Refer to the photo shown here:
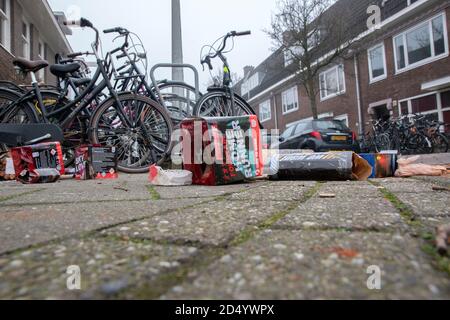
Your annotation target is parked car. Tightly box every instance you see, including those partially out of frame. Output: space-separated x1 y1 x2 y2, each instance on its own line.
261 132 280 149
272 120 360 153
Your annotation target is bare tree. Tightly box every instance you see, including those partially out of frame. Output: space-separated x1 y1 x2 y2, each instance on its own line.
266 0 356 119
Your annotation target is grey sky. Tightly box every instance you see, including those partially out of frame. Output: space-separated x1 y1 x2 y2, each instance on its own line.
48 0 278 89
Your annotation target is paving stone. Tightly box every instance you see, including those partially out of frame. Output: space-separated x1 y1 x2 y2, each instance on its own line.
395 192 450 217
229 181 316 201
376 179 439 194
0 199 205 254
0 236 198 299
274 196 405 232
162 230 450 300
104 200 294 247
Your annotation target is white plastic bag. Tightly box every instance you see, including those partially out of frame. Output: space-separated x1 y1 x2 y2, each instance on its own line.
149 165 193 186
395 156 447 177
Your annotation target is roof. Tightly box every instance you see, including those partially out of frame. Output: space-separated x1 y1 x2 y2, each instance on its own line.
234 0 418 101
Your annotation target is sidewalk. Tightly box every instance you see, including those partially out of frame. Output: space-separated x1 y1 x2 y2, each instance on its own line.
0 175 449 299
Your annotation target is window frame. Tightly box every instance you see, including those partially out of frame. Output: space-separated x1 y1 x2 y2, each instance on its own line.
281 86 299 115
258 99 272 123
21 18 31 60
38 39 46 82
0 0 11 52
319 64 346 101
392 12 449 74
367 43 387 83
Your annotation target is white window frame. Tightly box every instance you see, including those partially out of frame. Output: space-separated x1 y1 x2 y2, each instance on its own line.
38 39 46 82
21 18 31 59
319 64 346 101
284 46 303 67
0 0 11 52
393 12 449 74
367 43 387 83
241 73 259 96
258 99 272 123
282 86 299 115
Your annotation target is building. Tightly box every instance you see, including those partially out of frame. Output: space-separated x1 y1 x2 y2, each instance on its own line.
0 0 72 84
236 0 450 136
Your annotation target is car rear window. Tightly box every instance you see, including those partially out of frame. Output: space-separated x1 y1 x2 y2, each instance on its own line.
313 120 348 131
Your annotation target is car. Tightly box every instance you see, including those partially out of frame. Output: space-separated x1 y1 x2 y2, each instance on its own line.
261 132 280 149
272 119 361 153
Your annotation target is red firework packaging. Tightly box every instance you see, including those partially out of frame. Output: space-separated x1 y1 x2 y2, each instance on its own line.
10 142 64 184
181 115 263 186
75 145 118 180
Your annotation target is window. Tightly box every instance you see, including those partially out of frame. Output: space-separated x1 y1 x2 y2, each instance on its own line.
38 40 46 82
368 43 387 82
241 73 260 96
334 114 349 127
294 122 311 135
393 13 448 72
319 64 345 100
22 19 31 59
259 100 271 123
0 0 10 51
284 46 303 67
282 86 299 115
281 126 295 140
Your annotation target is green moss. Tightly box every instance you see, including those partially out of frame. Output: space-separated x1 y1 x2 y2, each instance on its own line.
146 185 161 200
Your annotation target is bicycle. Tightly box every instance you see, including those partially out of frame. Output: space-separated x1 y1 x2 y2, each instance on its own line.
195 31 256 117
0 18 173 173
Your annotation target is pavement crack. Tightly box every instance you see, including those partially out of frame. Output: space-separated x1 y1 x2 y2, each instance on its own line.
0 189 44 204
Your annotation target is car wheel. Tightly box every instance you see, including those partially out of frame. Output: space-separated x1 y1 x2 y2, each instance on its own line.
302 141 316 152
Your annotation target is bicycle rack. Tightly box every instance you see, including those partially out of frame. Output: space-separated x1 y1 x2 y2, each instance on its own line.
149 63 201 117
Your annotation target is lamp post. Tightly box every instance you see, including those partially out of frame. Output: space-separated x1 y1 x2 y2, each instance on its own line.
172 0 184 82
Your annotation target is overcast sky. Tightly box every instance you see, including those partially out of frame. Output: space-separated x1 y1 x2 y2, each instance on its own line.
48 0 278 89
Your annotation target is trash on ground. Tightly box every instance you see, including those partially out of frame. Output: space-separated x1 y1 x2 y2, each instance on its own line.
436 224 450 256
181 116 263 186
0 151 15 181
10 142 64 184
268 152 372 181
359 151 398 178
75 145 118 180
395 156 447 177
319 193 336 198
149 165 193 186
432 185 450 192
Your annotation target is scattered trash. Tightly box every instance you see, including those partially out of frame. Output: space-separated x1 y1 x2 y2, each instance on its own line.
269 152 372 181
395 156 447 177
113 186 129 192
0 152 15 181
181 116 263 185
436 224 450 256
432 186 450 192
359 151 398 178
10 142 64 184
319 193 336 198
149 165 192 186
75 145 118 180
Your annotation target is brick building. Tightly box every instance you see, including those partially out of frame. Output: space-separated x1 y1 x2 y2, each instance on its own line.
0 0 72 84
236 0 450 136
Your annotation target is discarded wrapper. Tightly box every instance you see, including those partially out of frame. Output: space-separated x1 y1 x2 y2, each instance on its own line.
10 142 64 184
395 155 447 177
359 151 398 178
149 165 193 186
269 152 372 181
75 145 118 180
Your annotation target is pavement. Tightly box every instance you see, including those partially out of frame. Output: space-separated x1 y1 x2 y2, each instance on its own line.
0 174 449 299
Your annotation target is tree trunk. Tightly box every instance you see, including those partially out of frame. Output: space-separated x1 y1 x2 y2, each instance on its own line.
310 96 318 120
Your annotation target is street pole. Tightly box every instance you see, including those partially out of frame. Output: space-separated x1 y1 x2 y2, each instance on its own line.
172 0 184 82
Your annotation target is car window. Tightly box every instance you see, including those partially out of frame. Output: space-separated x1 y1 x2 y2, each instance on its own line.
281 126 295 139
313 120 347 131
295 122 311 135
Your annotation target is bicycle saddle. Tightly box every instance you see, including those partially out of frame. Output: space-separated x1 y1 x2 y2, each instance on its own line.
13 57 49 73
50 63 81 77
71 77 91 87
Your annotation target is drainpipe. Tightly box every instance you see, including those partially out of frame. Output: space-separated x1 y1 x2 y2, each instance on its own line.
353 54 363 137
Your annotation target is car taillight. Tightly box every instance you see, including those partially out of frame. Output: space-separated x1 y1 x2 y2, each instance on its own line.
352 132 357 141
310 131 322 140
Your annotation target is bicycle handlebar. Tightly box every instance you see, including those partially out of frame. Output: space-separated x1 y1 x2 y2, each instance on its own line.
103 27 129 35
64 18 93 28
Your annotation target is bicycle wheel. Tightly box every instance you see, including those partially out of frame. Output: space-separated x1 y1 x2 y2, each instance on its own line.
158 82 199 122
375 133 391 152
0 90 37 124
432 133 449 153
410 134 433 154
193 91 255 117
90 93 173 173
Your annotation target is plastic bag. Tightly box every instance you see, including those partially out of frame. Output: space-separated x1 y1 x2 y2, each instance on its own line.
395 156 447 177
149 165 193 186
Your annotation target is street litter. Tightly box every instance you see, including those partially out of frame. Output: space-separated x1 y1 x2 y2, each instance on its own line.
180 115 263 186
360 151 398 178
319 193 336 198
395 156 447 177
149 165 193 186
10 142 64 184
268 152 372 181
75 145 118 180
436 224 450 256
0 152 15 181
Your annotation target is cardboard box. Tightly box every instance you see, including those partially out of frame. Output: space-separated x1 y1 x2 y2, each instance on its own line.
75 145 118 180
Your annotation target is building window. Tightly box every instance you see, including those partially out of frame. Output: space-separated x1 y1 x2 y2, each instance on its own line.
284 46 303 67
282 86 299 115
319 64 345 100
38 40 46 82
393 12 448 73
368 43 387 82
0 0 11 51
259 99 271 123
241 73 259 96
22 19 31 59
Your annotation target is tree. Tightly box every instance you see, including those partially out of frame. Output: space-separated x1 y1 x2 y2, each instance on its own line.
266 0 356 119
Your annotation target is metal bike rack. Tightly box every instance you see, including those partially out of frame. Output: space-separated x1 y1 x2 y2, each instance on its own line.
149 63 201 115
